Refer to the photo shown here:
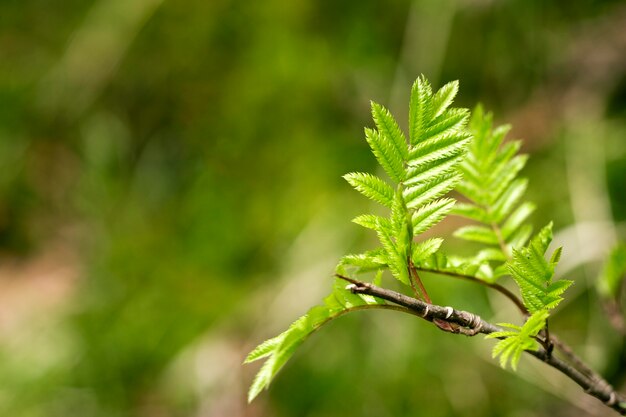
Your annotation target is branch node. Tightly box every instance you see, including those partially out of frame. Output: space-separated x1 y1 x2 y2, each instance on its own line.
607 392 617 406
345 284 357 293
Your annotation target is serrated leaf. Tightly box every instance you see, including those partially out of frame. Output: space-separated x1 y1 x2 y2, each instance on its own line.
486 310 548 371
339 250 387 272
344 172 395 207
365 128 405 182
486 155 528 205
244 335 283 364
333 279 368 308
408 131 471 167
476 248 507 262
403 173 459 210
431 80 459 118
597 244 626 298
507 224 533 249
375 216 410 286
490 178 528 223
454 225 499 245
550 247 562 265
502 202 536 240
411 238 444 263
405 153 464 187
247 279 382 402
412 198 455 235
352 214 386 231
450 203 489 222
423 108 469 140
409 76 433 145
507 224 572 313
371 101 409 161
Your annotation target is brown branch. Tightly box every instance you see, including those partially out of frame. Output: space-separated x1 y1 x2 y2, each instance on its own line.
415 266 615 400
335 274 626 415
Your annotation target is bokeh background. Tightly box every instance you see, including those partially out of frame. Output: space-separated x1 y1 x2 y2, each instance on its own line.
1 0 626 416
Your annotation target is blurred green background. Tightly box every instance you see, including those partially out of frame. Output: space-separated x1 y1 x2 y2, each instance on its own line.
1 0 626 416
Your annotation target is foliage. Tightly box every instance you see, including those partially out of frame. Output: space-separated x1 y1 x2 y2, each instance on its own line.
246 76 577 400
244 279 384 402
597 243 626 300
488 223 572 369
4 2 626 416
486 310 549 370
248 76 470 400
451 105 534 281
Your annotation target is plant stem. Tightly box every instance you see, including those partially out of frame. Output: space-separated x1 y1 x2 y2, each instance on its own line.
409 258 431 303
336 274 626 415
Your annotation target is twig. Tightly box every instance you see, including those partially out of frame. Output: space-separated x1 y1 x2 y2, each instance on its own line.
335 274 626 415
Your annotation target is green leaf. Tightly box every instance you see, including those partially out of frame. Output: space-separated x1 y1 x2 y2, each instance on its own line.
507 223 573 313
371 101 409 161
403 172 459 210
486 155 528 205
352 214 386 231
247 279 381 402
409 76 433 145
490 179 528 223
412 198 455 235
405 153 464 186
365 128 405 182
501 202 536 240
476 248 507 262
451 106 533 279
411 238 444 263
344 172 395 207
507 224 533 250
454 225 499 245
597 243 626 299
375 215 410 286
408 131 471 167
450 203 489 222
431 80 459 118
244 334 283 364
248 76 476 400
486 310 549 370
423 108 469 140
339 250 388 272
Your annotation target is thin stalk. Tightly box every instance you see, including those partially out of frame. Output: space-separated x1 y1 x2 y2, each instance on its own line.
336 274 626 415
414 266 528 314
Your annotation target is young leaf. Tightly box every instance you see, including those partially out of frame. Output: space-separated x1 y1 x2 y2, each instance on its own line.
453 225 499 245
411 198 456 235
245 279 382 402
431 80 459 119
339 250 388 272
486 310 549 370
365 128 405 182
248 76 473 401
409 76 433 145
371 101 409 161
452 106 535 280
344 172 395 208
352 214 386 231
507 223 573 313
597 243 626 300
